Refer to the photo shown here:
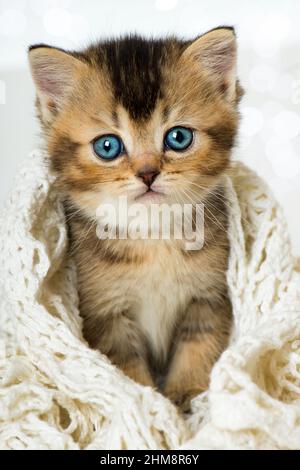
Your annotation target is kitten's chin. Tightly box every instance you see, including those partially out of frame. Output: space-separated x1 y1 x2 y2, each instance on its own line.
135 189 166 205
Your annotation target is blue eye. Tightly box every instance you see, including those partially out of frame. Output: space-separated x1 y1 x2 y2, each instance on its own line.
93 134 124 160
164 127 194 152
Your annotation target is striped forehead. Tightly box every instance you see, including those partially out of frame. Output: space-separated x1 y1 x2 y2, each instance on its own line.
83 36 185 122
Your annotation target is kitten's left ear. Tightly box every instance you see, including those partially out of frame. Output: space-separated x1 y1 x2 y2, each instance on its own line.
183 27 238 102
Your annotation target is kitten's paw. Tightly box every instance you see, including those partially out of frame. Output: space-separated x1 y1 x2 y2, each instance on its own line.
164 385 204 413
122 361 155 388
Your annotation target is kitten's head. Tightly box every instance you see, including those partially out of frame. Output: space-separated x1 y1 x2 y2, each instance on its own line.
29 28 243 218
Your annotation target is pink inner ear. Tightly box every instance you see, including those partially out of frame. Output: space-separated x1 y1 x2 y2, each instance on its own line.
36 75 62 98
32 56 69 101
202 43 235 76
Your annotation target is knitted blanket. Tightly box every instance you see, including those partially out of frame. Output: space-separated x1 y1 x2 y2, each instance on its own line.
1 150 300 450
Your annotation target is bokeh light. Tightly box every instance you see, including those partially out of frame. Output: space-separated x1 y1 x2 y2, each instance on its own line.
265 137 300 178
240 107 264 137
249 64 277 93
270 73 294 101
252 12 291 58
43 8 72 37
0 9 27 37
271 111 300 140
261 101 284 120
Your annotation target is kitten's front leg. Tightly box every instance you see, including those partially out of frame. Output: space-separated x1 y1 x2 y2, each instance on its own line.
83 312 154 388
164 299 232 412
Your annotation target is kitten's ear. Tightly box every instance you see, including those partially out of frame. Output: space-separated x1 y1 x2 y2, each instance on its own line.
183 27 237 102
28 45 86 123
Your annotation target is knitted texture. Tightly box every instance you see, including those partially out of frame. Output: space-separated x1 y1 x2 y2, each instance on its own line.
0 150 300 450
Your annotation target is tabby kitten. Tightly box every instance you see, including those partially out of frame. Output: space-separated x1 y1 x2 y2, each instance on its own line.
29 27 242 411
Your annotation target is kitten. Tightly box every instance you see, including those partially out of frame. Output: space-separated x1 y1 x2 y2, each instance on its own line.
28 27 243 411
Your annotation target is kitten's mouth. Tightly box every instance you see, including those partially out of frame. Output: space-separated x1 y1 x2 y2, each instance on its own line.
135 189 166 203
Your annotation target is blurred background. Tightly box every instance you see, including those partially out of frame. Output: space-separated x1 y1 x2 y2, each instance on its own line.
0 0 300 253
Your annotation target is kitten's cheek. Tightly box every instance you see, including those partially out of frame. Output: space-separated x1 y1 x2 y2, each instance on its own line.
69 191 102 219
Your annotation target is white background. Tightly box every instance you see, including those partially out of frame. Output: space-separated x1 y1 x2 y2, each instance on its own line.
0 0 300 253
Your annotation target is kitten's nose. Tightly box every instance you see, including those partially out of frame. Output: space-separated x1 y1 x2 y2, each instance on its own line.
136 167 160 188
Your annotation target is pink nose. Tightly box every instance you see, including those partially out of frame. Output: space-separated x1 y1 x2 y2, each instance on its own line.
136 168 160 187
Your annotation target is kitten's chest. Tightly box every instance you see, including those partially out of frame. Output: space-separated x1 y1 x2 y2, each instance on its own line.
132 247 201 359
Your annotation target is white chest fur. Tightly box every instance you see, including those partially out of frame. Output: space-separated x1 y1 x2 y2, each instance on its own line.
132 247 194 360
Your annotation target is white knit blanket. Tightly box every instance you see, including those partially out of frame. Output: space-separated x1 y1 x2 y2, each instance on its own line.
1 150 300 450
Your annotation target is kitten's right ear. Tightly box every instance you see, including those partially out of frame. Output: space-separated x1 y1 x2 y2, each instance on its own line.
28 45 86 123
